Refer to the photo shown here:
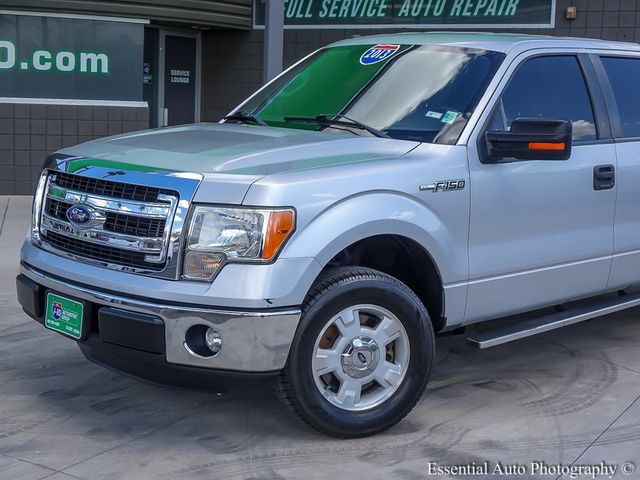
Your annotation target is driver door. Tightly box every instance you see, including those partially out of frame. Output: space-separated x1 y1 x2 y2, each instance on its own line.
465 53 617 323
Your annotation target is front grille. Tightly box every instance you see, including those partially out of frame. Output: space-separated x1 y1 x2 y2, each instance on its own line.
39 171 180 273
52 171 176 203
43 231 163 270
46 198 165 238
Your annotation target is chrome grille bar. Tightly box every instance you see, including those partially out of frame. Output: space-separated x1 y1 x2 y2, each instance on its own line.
40 214 165 252
52 171 174 203
43 231 164 271
47 185 171 218
46 198 167 238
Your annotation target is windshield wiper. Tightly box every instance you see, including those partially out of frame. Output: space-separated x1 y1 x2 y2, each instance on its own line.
283 114 391 139
223 110 268 126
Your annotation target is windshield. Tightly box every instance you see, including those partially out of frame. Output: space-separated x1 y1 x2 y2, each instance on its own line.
235 44 505 144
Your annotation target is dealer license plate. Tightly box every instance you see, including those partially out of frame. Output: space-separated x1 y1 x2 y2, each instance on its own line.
45 293 84 340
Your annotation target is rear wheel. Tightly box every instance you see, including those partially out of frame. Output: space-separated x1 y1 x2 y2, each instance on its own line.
277 267 435 437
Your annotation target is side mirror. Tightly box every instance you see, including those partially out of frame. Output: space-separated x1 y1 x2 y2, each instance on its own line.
486 118 573 162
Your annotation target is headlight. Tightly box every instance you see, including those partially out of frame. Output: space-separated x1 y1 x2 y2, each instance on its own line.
182 206 295 281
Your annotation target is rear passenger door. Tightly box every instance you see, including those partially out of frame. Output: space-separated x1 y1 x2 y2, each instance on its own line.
597 55 640 290
465 54 617 323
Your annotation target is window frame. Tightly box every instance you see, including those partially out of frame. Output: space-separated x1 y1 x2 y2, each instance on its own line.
593 52 640 143
475 52 612 164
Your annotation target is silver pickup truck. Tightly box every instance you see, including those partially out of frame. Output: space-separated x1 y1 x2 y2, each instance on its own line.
16 33 640 437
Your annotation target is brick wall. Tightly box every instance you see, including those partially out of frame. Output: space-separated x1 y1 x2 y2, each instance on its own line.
0 104 149 195
201 0 640 122
201 30 264 122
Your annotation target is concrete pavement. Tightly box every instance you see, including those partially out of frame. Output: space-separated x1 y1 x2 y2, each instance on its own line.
1 195 639 479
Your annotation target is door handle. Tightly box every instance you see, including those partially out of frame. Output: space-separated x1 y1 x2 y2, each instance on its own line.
594 164 615 191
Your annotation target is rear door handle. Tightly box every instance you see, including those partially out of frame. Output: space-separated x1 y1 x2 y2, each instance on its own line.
594 164 615 191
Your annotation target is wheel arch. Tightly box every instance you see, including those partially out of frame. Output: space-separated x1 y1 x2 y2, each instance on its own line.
321 234 445 331
280 193 458 330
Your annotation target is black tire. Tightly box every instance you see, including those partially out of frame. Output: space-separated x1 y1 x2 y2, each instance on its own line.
276 266 435 437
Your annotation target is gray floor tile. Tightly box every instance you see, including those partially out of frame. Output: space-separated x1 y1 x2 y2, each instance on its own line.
0 196 31 279
540 308 640 374
560 396 640 480
0 453 56 480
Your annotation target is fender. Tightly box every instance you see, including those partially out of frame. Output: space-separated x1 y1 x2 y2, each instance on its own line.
280 192 467 286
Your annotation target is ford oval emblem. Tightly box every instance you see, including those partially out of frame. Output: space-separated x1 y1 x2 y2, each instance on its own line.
66 204 96 229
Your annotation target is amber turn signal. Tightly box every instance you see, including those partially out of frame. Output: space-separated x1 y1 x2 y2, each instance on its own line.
263 210 295 260
528 142 565 151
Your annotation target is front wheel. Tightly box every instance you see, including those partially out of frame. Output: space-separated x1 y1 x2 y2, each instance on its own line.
277 267 435 437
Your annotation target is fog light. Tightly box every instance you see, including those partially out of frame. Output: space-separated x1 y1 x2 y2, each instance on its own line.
205 328 223 354
184 324 222 358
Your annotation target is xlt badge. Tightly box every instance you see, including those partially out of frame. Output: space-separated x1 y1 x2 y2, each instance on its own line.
420 180 466 193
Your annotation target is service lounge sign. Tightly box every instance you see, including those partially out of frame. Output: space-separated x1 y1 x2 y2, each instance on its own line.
0 13 144 102
254 0 555 28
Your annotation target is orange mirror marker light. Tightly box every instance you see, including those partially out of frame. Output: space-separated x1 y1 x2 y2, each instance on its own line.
263 210 295 260
528 142 565 151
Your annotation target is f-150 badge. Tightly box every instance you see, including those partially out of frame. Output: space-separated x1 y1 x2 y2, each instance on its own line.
420 180 466 192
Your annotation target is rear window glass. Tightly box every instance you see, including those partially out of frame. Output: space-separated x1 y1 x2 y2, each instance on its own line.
601 56 640 138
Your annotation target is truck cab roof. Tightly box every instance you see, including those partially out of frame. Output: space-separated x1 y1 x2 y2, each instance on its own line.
331 32 640 55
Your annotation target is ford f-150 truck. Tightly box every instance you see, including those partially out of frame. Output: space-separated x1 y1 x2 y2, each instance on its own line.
16 33 640 437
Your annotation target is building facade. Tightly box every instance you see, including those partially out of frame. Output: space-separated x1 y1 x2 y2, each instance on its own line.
0 0 636 194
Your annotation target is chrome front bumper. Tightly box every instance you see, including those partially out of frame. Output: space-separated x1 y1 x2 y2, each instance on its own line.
20 262 301 373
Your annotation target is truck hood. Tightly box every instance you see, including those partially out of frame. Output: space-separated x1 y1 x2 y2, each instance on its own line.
58 123 419 177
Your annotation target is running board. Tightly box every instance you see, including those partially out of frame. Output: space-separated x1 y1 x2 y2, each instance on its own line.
467 291 640 349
